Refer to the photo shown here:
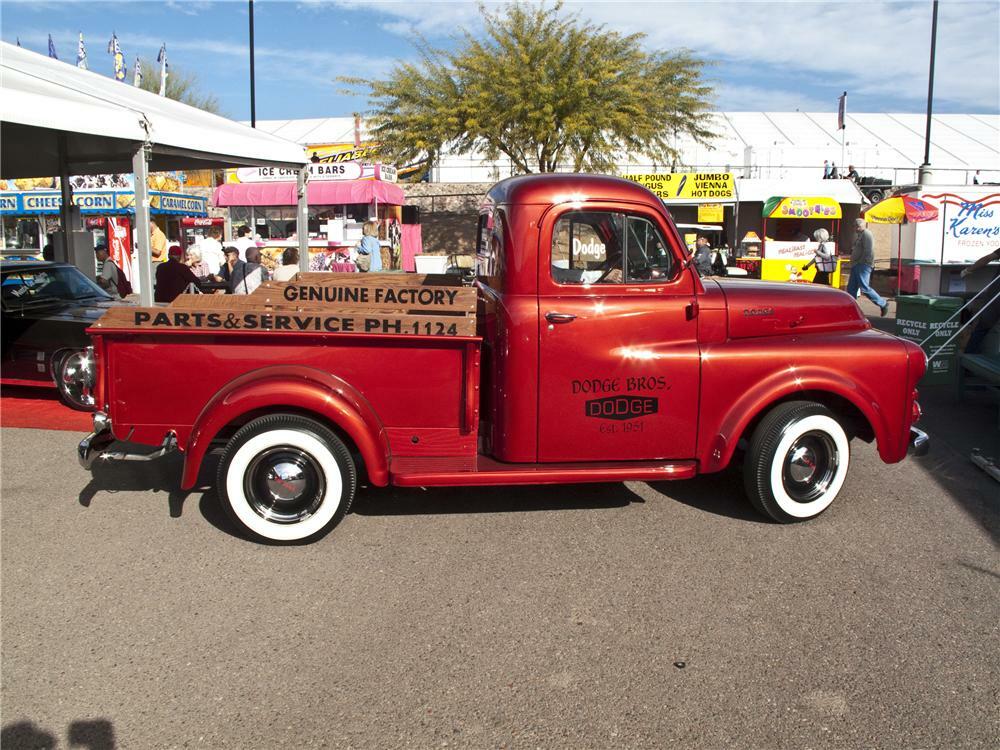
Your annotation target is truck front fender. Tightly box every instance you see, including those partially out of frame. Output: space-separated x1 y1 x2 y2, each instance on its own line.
699 365 895 473
181 365 389 490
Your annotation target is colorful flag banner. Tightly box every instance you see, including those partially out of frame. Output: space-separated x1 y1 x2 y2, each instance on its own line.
133 56 143 86
77 32 88 69
157 44 168 96
107 32 126 81
16 37 22 47
47 34 58 59
837 91 847 130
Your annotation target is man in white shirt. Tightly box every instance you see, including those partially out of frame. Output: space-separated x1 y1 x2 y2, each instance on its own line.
197 226 226 275
233 225 256 261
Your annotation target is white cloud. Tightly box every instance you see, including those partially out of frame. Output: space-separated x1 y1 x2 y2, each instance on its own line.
323 0 1000 112
714 84 831 114
16 26 398 87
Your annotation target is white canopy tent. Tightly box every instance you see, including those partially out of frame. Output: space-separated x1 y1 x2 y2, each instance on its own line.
735 177 866 204
0 41 309 303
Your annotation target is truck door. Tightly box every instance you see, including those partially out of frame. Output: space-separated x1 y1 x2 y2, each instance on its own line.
537 204 700 461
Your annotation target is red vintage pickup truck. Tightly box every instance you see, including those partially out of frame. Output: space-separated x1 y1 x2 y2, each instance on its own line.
79 174 928 543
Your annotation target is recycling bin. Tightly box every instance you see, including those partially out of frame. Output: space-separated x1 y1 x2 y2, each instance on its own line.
894 295 964 386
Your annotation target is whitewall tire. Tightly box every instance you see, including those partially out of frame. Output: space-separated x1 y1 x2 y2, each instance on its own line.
743 401 850 523
217 414 356 543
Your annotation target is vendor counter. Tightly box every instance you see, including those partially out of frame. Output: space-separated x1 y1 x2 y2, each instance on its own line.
736 256 844 287
736 239 844 286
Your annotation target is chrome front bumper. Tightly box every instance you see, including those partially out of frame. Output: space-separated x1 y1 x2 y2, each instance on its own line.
909 426 930 457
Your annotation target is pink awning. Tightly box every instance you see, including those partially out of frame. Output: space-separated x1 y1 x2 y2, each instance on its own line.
213 180 406 207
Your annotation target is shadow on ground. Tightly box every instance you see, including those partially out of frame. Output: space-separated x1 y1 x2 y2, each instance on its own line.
77 445 186 515
869 310 999 544
352 481 645 516
77 445 220 521
1 718 115 750
912 384 999 544
645 463 767 523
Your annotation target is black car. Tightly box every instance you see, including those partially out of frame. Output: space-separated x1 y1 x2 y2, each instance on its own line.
1 261 128 410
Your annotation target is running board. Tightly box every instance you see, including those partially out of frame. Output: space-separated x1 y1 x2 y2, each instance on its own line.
390 456 697 487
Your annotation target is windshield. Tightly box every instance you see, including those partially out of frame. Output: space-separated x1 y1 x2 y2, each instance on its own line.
1 266 112 307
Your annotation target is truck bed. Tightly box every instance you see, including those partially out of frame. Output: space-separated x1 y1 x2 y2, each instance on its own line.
90 273 481 460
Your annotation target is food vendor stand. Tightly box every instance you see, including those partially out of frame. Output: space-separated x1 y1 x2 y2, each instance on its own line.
889 185 1000 297
0 187 209 259
738 196 845 285
213 163 408 273
624 172 738 247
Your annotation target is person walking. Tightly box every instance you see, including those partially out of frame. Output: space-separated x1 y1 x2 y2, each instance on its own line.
847 218 888 316
823 160 831 179
804 228 837 285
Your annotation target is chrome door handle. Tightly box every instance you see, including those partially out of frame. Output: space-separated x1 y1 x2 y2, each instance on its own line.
545 312 577 324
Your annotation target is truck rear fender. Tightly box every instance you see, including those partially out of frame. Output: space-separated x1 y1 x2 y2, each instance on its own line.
700 367 894 473
181 365 389 490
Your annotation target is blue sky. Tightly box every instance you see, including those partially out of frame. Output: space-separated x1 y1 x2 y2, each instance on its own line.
3 0 998 123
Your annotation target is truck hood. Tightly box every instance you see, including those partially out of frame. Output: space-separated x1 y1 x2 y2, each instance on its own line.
712 279 869 339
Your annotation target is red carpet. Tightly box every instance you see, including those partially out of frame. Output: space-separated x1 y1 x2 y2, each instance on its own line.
1 386 94 431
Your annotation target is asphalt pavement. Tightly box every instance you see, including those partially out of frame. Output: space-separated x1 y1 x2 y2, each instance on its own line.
1 386 998 749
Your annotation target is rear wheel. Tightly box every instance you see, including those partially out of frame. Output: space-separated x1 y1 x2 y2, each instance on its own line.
743 401 850 523
55 349 96 411
217 414 356 543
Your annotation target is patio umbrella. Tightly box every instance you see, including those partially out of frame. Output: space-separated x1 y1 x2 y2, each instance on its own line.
862 195 939 294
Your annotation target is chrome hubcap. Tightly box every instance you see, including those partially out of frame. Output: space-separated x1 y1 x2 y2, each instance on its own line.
266 461 308 501
788 445 818 483
782 431 838 503
245 447 325 524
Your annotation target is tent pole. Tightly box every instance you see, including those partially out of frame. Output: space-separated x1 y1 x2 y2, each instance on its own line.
58 135 73 264
897 224 902 296
133 144 154 306
297 165 309 273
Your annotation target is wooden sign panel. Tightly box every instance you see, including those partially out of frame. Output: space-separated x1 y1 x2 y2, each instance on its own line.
95 306 475 337
95 273 477 337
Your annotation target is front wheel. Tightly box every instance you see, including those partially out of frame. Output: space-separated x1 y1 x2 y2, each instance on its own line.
217 414 356 543
743 401 850 523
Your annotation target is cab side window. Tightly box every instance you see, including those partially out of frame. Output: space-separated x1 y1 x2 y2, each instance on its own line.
550 211 674 285
476 208 506 289
551 212 625 284
624 215 674 282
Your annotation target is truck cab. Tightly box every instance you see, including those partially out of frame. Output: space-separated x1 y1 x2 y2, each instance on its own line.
476 174 702 464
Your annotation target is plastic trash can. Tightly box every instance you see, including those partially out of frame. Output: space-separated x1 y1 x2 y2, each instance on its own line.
895 295 964 385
